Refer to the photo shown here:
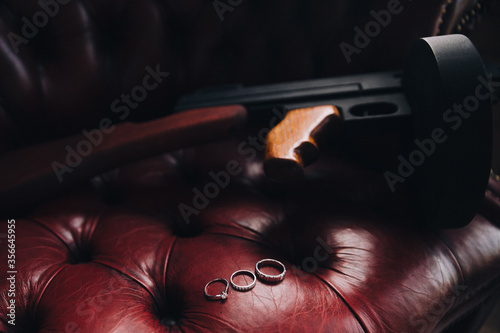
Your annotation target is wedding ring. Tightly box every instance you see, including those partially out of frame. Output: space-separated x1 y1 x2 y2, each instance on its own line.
204 278 229 300
255 259 286 282
230 270 257 291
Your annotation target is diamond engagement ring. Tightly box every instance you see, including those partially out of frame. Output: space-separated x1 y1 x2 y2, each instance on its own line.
204 278 229 300
255 259 286 282
230 270 257 291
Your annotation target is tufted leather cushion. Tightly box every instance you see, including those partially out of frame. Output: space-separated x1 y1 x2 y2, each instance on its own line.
1 135 500 332
1 0 500 332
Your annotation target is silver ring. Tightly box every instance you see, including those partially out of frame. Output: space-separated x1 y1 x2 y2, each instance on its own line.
255 259 286 282
230 270 257 291
204 278 229 300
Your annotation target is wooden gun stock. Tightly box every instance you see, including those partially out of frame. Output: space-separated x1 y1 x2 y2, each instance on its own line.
264 105 341 181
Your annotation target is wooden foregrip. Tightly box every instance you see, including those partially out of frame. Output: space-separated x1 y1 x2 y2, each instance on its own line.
264 105 341 181
0 105 247 213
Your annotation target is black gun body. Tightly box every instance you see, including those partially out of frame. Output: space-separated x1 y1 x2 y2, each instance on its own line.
174 71 413 133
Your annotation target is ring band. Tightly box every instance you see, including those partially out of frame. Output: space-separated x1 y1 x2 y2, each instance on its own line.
255 259 286 282
230 270 257 291
204 278 229 300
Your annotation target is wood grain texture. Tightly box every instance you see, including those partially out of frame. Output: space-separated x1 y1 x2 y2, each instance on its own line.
0 105 247 213
264 105 341 181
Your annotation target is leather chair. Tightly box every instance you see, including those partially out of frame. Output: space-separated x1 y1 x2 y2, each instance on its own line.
1 0 499 332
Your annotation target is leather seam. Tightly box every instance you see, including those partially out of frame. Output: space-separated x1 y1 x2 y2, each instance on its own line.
162 234 178 309
23 217 73 326
431 230 466 293
311 271 369 333
439 278 500 331
91 235 177 318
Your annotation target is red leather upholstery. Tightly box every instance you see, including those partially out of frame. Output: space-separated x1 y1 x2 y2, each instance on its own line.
1 138 500 332
0 0 499 332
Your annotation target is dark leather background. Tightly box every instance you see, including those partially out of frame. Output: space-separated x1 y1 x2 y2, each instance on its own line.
0 0 453 150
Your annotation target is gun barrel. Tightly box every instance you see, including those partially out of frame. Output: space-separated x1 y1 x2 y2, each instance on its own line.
174 71 403 112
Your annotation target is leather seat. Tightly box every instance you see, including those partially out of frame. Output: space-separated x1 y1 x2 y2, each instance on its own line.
1 0 499 332
2 139 500 332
